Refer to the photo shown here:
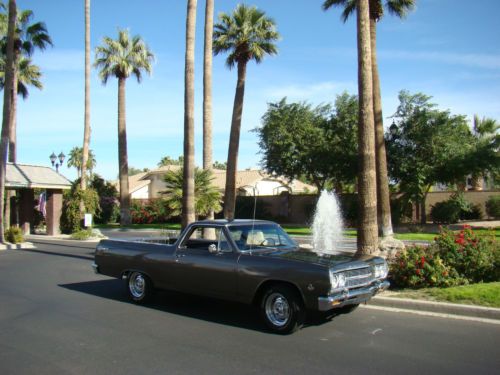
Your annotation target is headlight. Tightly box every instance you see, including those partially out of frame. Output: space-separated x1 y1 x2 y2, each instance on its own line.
329 270 347 292
373 262 389 279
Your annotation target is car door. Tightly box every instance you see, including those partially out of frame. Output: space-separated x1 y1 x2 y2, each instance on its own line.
172 225 238 299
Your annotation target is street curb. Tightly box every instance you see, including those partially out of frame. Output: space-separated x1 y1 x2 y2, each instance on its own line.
0 242 35 251
370 295 500 320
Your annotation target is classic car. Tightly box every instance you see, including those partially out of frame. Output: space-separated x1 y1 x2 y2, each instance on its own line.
92 219 389 334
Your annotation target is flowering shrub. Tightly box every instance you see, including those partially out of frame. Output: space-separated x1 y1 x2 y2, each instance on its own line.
391 226 499 288
434 226 498 283
390 246 460 288
131 199 171 224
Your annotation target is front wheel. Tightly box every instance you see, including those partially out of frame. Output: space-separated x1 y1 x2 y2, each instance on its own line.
127 272 153 303
260 285 305 334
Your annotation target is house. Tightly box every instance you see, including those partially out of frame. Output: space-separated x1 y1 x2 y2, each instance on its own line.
124 166 316 200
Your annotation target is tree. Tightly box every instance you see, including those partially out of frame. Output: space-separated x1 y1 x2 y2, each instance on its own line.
158 155 183 167
94 29 154 225
128 166 150 176
182 0 197 229
355 0 378 254
256 94 358 192
213 4 280 220
81 0 91 192
67 146 96 178
0 0 16 243
0 7 52 162
386 91 473 224
161 167 222 220
0 55 42 162
322 0 415 238
213 160 227 170
469 115 499 190
203 0 215 225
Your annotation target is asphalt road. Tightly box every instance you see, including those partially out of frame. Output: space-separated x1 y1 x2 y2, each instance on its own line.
1 241 499 375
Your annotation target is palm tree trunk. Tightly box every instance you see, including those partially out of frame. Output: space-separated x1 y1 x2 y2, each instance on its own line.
224 61 247 220
370 19 393 238
5 52 19 230
118 77 131 225
80 0 91 193
0 0 17 243
356 0 378 255
203 0 214 224
182 0 197 229
8 51 18 163
203 0 214 172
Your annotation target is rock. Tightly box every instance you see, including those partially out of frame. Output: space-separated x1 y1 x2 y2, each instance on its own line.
378 236 405 260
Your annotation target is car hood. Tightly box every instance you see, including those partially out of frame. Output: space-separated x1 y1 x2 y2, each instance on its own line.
253 248 379 269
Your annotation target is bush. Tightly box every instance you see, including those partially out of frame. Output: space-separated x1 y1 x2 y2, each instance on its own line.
390 245 460 288
5 226 24 243
70 228 93 240
460 203 483 220
430 200 461 224
485 195 500 219
391 226 499 288
60 185 100 234
97 196 120 224
234 196 271 220
131 199 171 224
430 193 481 223
434 226 498 283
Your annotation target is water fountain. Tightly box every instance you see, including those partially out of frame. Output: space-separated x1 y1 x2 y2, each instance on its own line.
311 190 345 254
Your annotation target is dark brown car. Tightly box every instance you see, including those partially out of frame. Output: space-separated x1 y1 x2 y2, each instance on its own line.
93 220 389 334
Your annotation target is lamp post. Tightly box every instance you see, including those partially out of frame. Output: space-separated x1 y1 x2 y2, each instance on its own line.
50 151 65 173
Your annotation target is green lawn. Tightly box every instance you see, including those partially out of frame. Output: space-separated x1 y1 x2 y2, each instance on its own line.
389 282 500 308
96 223 498 242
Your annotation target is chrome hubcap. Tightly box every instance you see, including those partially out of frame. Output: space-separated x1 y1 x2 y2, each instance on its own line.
129 273 145 298
265 293 290 327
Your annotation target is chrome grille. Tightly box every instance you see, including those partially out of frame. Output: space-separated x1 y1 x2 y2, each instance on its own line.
345 267 373 288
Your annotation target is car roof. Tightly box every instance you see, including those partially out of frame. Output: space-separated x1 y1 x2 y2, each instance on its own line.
193 219 276 226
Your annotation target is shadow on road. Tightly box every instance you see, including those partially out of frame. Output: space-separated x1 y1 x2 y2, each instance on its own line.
19 248 94 261
59 279 338 333
59 279 267 332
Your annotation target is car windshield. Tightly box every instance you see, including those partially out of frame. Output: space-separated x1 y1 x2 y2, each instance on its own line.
228 223 298 251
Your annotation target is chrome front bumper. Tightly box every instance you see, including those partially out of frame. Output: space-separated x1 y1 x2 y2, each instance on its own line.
318 280 390 311
91 262 100 274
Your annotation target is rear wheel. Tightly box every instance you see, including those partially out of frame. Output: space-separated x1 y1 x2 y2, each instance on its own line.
127 272 153 303
260 285 305 334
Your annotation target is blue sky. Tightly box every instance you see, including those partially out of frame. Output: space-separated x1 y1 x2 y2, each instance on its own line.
14 0 500 181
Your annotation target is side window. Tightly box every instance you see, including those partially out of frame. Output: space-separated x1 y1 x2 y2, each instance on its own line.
180 226 232 253
217 230 231 252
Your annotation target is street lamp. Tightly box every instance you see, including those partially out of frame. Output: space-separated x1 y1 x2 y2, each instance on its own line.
50 151 65 173
389 120 398 136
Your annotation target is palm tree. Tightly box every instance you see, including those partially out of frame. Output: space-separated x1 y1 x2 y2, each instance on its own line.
323 0 415 239
3 8 52 163
161 167 222 220
81 0 91 192
0 56 42 162
67 146 96 178
94 29 154 225
182 0 197 229
0 0 16 243
213 4 280 220
470 115 499 190
0 55 41 230
357 0 378 254
203 0 215 224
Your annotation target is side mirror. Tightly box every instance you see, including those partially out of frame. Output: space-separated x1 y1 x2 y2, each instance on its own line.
208 244 218 254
